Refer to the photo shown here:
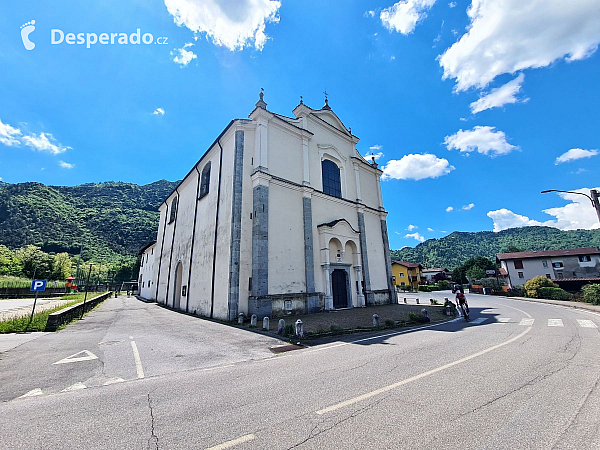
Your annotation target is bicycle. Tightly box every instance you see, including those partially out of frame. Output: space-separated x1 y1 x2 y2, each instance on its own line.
458 301 470 321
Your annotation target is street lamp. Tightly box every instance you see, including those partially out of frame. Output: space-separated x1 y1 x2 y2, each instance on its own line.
541 189 600 225
81 263 95 319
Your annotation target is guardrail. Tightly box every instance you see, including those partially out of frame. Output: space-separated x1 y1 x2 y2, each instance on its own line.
44 292 113 331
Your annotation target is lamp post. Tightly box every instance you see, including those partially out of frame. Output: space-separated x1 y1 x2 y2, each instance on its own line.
81 263 95 319
541 189 600 225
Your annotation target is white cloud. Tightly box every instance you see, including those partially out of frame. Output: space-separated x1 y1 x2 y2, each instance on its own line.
406 232 426 242
370 144 383 151
380 0 436 35
407 224 418 231
171 45 197 66
470 73 525 114
444 126 517 156
439 0 600 91
488 188 600 232
427 227 435 232
448 1 456 7
462 203 475 210
555 148 598 165
365 10 376 18
164 0 281 51
446 206 454 212
22 132 70 155
364 151 384 161
382 153 455 180
0 118 22 146
59 161 74 169
153 108 165 115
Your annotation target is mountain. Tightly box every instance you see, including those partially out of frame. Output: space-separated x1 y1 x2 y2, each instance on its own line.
0 180 178 260
391 226 600 269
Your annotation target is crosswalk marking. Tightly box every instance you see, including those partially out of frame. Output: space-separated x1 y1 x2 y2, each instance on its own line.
61 382 86 392
498 317 511 323
548 319 564 327
17 388 43 399
470 317 487 324
519 318 535 326
577 319 597 328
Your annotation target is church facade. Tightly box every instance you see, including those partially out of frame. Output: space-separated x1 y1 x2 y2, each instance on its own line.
148 93 394 321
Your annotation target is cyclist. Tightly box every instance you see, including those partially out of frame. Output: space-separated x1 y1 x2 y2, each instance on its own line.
455 288 470 321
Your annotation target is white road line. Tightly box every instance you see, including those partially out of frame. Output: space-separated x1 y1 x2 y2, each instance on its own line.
548 319 564 327
577 319 597 328
498 318 511 323
488 300 533 318
519 318 535 326
53 350 98 364
61 382 86 392
103 377 125 386
130 341 145 379
17 388 43 399
470 317 487 324
315 326 532 415
205 434 255 450
203 364 235 372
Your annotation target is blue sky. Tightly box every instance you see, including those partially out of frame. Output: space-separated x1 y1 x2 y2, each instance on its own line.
2 0 600 250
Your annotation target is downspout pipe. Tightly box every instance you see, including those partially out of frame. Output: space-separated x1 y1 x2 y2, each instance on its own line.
165 186 180 308
210 139 224 318
154 201 168 302
185 165 202 313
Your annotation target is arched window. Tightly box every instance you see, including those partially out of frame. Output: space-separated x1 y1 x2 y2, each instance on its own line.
199 162 211 199
322 159 341 198
169 197 178 223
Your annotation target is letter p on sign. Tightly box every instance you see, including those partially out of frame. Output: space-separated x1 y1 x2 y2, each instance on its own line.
31 280 47 292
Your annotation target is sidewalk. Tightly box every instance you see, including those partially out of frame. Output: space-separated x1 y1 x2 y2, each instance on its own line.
505 296 600 313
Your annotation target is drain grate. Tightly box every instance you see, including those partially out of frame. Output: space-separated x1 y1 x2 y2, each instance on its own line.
269 344 305 354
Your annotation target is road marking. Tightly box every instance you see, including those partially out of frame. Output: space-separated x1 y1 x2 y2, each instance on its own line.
203 364 235 372
103 377 125 386
519 318 534 326
53 350 98 364
130 340 145 379
205 434 255 450
315 326 532 415
498 317 511 323
61 382 86 392
18 388 43 398
577 319 597 328
548 319 564 327
470 317 487 324
488 300 533 318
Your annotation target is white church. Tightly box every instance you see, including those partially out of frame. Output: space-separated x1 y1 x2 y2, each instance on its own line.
141 92 395 321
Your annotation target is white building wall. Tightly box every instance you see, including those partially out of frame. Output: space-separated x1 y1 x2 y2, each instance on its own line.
363 210 388 290
139 244 155 300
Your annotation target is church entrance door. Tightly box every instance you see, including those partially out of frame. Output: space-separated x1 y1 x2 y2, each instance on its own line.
332 269 348 309
173 262 183 310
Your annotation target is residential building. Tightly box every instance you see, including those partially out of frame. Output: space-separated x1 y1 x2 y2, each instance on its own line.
150 92 394 320
391 261 422 290
138 241 156 299
421 268 451 283
497 247 600 289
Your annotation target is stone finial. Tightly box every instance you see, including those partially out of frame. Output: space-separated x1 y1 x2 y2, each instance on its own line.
295 319 304 337
238 313 245 324
322 97 331 110
300 95 303 105
278 318 285 335
263 316 270 330
255 87 267 109
373 314 380 327
371 155 378 169
250 314 257 327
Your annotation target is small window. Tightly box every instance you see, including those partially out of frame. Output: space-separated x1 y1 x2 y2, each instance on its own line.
518 272 524 279
400 273 405 277
557 272 563 279
552 262 564 268
401 282 405 286
169 197 178 223
546 274 551 278
199 162 211 199
542 260 548 268
514 260 524 269
322 159 342 198
579 255 592 262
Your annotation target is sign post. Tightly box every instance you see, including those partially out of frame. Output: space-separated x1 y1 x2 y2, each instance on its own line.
26 280 47 332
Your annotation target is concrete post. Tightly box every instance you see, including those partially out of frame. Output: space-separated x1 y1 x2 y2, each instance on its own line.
295 319 304 337
403 297 407 304
250 314 257 327
278 318 285 335
263 316 270 330
238 313 244 325
373 314 380 327
416 298 419 304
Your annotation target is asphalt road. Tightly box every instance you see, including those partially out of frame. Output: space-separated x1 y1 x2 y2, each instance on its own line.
1 293 599 449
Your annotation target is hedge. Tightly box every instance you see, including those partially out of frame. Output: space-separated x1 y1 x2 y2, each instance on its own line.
583 284 600 305
537 287 571 301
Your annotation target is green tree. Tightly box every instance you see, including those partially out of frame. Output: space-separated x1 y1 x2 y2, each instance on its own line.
466 266 486 281
524 276 559 298
15 245 53 279
0 245 21 276
52 252 72 280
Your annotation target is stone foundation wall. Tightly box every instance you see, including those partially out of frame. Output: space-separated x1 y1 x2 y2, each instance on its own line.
249 292 324 318
372 289 392 305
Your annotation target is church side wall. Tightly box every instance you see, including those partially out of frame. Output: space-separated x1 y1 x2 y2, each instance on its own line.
363 210 389 301
268 123 303 184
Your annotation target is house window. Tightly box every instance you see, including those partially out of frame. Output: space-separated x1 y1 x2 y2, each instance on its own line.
321 159 342 198
557 272 563 279
169 197 178 223
514 260 524 269
199 162 211 199
542 260 548 268
518 272 524 278
552 262 564 268
401 282 405 286
400 273 405 277
546 274 551 278
579 255 592 262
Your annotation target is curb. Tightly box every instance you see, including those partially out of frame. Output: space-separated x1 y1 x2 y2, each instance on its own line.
504 296 600 314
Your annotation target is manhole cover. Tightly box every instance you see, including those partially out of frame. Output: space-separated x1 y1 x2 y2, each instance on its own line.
269 344 305 353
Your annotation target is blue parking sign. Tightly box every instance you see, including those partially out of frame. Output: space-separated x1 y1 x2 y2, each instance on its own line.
30 280 47 292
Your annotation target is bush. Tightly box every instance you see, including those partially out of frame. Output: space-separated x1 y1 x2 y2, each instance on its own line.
537 287 571 301
524 276 559 298
282 324 295 337
384 319 396 328
583 284 600 305
409 313 430 323
437 280 451 289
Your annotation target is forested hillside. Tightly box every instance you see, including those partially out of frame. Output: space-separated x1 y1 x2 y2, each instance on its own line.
391 227 600 269
0 180 178 261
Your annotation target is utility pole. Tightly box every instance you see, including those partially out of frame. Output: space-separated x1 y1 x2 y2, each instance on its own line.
75 243 83 286
81 263 94 319
590 189 600 224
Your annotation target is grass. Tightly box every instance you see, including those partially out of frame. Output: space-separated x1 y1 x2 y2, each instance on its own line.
0 300 81 333
60 291 108 301
0 276 66 289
